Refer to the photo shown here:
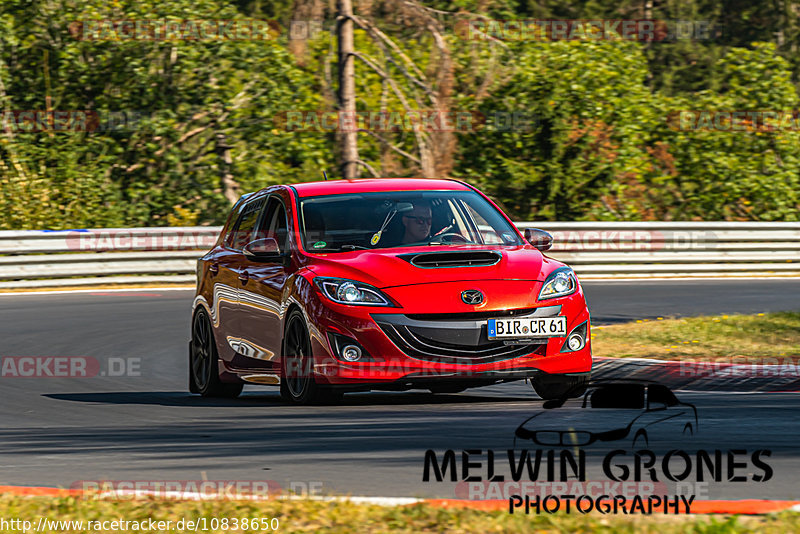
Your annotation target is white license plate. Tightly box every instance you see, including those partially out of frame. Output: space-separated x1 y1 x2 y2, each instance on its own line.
487 316 567 339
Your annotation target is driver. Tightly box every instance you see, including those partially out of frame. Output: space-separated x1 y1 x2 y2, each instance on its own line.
401 202 433 244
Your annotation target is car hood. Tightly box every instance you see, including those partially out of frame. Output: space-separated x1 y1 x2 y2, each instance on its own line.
304 245 557 289
518 409 641 434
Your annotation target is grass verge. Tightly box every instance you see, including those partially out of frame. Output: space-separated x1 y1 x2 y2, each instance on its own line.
591 311 800 361
0 495 799 533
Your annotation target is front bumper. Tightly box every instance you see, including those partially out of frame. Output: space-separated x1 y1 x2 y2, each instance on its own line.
303 279 593 386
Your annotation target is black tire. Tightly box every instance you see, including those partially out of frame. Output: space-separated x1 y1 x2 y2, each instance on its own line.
280 309 341 405
531 373 588 400
190 309 243 398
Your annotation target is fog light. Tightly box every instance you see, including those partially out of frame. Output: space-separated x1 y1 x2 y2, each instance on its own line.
561 321 588 353
341 344 362 362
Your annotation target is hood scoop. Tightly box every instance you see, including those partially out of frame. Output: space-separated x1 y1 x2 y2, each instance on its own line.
398 250 501 268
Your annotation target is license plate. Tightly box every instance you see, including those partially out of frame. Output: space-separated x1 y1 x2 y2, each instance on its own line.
487 316 567 339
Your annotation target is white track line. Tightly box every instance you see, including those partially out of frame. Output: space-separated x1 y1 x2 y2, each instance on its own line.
0 287 195 297
1 275 799 296
582 276 800 282
595 355 800 368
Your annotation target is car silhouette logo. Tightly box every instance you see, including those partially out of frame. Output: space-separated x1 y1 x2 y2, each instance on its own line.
514 380 699 449
461 290 484 305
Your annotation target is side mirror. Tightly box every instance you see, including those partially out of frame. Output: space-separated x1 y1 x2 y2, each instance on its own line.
243 237 284 262
648 401 668 411
524 228 553 252
542 398 567 410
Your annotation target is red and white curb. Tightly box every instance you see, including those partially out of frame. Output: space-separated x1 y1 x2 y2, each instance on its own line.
1 486 799 515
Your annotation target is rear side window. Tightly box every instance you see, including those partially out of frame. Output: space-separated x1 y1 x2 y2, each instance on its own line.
227 196 265 250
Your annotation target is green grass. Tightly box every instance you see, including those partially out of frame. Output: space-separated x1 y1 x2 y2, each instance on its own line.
591 312 800 361
0 495 799 533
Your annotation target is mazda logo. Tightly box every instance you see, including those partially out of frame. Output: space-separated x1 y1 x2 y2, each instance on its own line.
461 290 484 305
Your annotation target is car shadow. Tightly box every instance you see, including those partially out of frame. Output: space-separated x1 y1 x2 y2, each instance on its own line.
44 390 534 407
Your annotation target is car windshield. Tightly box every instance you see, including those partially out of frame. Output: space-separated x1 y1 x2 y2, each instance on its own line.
298 190 523 252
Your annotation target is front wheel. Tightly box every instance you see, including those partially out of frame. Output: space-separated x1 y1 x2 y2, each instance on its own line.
280 309 342 405
531 373 588 400
190 309 243 398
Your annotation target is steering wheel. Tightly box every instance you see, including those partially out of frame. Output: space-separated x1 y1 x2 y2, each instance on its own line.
429 232 470 244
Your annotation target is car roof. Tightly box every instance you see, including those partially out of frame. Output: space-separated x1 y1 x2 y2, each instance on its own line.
286 178 471 198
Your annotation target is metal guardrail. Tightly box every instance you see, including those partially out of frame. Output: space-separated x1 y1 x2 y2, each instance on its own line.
0 228 217 289
520 222 800 278
0 223 798 289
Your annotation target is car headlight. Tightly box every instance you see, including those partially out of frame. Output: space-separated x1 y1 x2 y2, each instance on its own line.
538 268 577 300
314 277 394 306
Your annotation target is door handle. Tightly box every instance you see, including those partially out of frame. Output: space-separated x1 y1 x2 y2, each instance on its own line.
238 271 250 284
209 263 219 274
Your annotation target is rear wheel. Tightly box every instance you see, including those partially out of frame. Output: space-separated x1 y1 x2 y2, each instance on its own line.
280 309 342 405
190 309 243 398
531 373 588 400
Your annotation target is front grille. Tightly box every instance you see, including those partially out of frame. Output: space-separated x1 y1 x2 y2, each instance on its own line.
405 308 537 322
373 311 549 364
534 431 592 446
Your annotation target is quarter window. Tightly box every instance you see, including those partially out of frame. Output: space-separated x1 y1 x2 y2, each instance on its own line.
227 196 265 250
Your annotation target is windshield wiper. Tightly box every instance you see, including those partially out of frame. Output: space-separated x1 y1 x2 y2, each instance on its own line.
426 241 477 246
338 244 370 251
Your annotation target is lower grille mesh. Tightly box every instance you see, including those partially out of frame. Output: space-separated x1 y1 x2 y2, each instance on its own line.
376 318 545 364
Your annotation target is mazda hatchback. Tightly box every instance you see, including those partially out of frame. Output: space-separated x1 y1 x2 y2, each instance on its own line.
190 178 592 404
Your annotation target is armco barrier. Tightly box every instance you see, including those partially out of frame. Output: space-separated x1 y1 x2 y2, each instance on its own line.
0 227 218 289
519 222 800 278
0 222 798 289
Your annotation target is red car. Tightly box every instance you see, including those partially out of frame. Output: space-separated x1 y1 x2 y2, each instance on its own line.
190 178 591 404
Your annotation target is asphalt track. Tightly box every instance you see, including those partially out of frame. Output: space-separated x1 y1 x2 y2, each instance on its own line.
0 280 798 501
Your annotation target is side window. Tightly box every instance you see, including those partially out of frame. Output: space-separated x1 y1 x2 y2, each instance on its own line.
262 197 289 252
227 197 265 250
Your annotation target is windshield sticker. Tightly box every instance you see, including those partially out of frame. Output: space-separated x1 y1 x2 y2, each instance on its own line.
312 241 327 249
